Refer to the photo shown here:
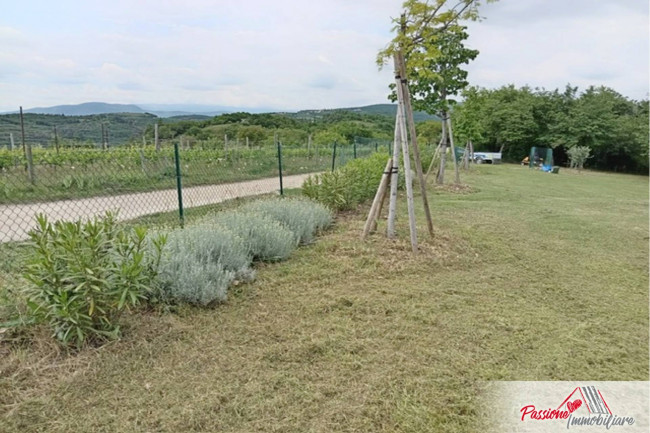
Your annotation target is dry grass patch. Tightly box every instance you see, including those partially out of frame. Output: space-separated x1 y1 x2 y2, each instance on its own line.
0 164 647 432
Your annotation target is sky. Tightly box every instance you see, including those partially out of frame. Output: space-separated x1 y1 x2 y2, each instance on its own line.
0 0 647 112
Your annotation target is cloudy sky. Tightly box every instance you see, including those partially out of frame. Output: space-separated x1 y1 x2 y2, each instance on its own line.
0 0 647 112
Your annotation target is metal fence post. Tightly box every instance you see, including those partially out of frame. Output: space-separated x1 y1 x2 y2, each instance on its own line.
353 139 357 159
331 141 337 172
173 142 185 228
277 140 284 196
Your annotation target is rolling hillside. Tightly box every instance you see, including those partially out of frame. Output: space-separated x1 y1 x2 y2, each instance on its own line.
0 113 158 147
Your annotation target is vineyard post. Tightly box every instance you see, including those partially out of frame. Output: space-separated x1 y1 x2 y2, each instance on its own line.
353 139 357 159
277 140 284 196
25 141 35 185
101 124 106 150
19 106 26 155
173 142 185 228
154 123 160 151
10 133 17 168
54 126 60 154
331 141 337 172
19 106 35 184
307 133 312 157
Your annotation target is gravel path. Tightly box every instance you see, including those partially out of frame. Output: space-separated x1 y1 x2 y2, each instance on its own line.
0 173 313 242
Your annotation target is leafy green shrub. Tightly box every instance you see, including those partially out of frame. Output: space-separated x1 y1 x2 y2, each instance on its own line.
158 225 253 306
240 198 333 245
23 213 165 348
302 153 394 211
204 211 296 262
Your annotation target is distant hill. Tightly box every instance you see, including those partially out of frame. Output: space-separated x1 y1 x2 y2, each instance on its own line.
167 114 213 121
23 102 146 116
5 102 439 122
294 104 439 122
2 103 230 118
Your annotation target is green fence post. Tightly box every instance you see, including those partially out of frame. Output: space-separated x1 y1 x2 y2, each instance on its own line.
277 140 284 196
331 141 337 172
174 142 185 228
353 139 357 159
375 140 378 152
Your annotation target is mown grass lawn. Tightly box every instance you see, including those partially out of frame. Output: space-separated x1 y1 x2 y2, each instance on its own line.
1 164 647 432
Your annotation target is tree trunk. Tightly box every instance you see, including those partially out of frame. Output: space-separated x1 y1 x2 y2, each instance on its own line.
447 118 460 184
462 141 470 170
436 111 448 184
396 50 433 237
394 67 418 253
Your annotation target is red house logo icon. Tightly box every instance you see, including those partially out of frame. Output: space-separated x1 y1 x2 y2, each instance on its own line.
557 386 612 416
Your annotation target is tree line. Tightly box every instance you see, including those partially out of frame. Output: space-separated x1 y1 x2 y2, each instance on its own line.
452 84 649 173
147 110 396 147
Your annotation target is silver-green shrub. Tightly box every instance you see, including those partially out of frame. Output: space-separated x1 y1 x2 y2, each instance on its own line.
158 225 252 305
204 211 296 262
240 198 333 245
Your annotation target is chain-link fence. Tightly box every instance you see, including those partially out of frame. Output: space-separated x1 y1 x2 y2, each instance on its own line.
0 139 388 242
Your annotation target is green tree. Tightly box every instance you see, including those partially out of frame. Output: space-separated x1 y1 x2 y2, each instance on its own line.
416 120 443 145
237 125 267 146
566 146 591 171
404 25 479 116
377 0 492 184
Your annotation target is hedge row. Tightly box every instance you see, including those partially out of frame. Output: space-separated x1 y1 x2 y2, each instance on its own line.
17 198 332 348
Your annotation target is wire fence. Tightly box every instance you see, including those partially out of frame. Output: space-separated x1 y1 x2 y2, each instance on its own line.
0 138 390 243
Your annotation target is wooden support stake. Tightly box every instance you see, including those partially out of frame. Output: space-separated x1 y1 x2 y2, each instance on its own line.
372 173 391 233
386 111 402 238
362 157 393 239
425 141 442 179
396 50 433 237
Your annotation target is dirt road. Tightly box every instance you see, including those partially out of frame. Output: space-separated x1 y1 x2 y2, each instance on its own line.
0 173 312 242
